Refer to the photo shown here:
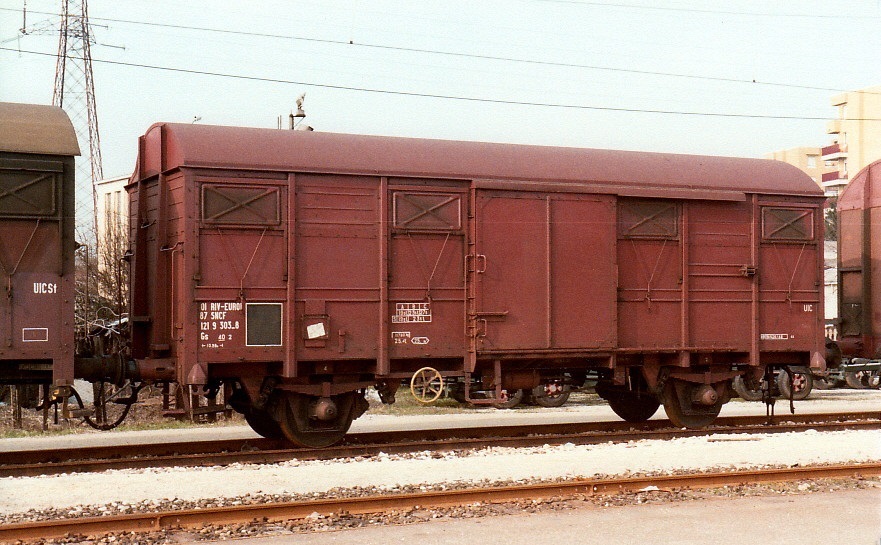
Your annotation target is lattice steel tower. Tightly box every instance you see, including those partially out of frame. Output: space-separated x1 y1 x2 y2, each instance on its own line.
53 0 102 241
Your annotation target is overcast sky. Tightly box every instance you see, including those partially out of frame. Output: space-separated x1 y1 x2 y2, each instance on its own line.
2 0 880 179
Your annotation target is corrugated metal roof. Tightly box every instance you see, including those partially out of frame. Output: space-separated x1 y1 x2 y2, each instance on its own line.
136 122 823 198
0 102 80 156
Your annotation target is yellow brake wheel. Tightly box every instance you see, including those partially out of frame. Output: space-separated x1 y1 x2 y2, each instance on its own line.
410 367 444 404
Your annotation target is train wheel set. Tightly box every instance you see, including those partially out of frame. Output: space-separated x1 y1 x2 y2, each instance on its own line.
269 391 368 448
1 102 878 447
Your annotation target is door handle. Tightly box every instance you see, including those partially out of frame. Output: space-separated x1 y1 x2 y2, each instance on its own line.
475 254 487 273
472 311 508 320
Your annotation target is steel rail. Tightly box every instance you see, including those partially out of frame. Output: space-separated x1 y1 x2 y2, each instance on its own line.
1 462 879 542
1 411 879 477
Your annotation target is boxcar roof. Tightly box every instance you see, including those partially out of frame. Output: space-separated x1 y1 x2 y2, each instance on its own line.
0 102 80 156
838 158 881 211
135 122 822 198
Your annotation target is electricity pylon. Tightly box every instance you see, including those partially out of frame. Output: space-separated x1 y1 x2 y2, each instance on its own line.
53 0 102 242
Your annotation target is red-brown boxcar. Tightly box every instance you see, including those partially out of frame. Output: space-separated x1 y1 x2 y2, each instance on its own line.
128 123 826 446
0 103 79 390
836 159 881 360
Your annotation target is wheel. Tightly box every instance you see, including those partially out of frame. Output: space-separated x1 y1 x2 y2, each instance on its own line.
244 409 286 440
410 367 444 403
661 379 724 428
531 383 571 407
848 371 881 390
492 389 525 409
777 368 813 400
272 391 359 448
845 370 880 389
229 385 286 440
606 394 660 423
732 375 764 401
844 371 869 389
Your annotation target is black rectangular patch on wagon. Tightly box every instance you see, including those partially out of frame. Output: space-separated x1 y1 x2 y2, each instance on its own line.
246 303 282 346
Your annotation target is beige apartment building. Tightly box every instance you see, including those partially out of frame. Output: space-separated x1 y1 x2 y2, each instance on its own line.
821 84 881 195
95 175 128 246
766 146 825 186
767 84 881 197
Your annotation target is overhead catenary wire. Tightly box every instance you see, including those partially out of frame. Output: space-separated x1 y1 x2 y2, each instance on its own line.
533 0 881 20
4 46 881 122
1 6 879 97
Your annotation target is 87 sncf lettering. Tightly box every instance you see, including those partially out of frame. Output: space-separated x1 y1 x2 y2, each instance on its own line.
3 101 877 447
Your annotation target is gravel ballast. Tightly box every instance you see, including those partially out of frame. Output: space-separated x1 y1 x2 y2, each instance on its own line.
1 427 878 516
0 390 879 543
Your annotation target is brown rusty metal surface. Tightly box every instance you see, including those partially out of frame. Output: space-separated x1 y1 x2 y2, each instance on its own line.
127 120 827 434
2 462 879 542
135 124 822 198
837 159 881 359
473 192 616 352
3 411 878 477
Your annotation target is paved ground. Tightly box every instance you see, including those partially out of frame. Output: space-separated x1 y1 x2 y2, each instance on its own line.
189 488 881 545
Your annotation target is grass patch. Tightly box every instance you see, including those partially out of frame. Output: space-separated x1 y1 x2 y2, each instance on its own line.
367 388 606 415
367 388 482 416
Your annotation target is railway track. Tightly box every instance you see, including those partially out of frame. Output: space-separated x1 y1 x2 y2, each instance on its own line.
1 411 878 477
1 462 879 542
